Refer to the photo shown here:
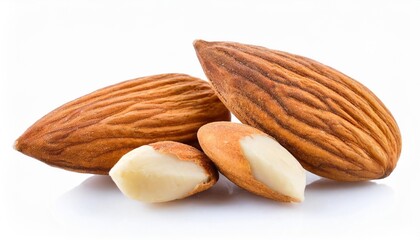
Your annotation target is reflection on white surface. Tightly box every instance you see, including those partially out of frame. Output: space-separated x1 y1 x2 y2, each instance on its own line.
305 178 395 217
53 173 395 238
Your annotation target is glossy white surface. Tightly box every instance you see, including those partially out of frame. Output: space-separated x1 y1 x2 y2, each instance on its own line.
1 0 419 239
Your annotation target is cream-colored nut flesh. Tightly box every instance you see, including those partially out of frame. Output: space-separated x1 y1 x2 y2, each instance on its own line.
240 134 306 202
110 145 209 203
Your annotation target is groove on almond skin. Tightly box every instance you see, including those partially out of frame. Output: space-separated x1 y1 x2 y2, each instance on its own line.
237 47 394 153
14 73 231 174
214 52 385 170
194 40 401 181
218 46 392 156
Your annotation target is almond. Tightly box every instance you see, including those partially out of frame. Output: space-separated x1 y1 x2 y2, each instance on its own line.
194 40 402 181
198 122 306 203
110 141 218 203
14 73 231 174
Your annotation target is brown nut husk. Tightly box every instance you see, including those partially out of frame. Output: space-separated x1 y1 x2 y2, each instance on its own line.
15 73 231 174
194 40 401 181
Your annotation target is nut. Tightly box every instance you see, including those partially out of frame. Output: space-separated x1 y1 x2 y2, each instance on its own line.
198 121 306 203
14 73 231 174
194 40 402 181
110 141 218 203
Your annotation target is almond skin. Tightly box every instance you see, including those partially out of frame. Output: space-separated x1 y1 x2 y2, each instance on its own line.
14 73 231 174
194 40 402 181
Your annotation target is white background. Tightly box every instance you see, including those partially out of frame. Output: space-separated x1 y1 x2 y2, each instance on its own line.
1 0 419 239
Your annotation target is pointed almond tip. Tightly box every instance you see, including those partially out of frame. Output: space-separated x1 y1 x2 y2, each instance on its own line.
13 139 20 151
13 135 28 153
13 136 27 152
193 39 209 51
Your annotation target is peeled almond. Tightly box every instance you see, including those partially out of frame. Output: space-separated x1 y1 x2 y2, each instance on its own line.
198 122 306 203
109 141 218 203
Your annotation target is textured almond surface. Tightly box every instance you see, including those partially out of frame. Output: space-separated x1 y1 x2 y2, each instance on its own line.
110 141 218 203
194 40 402 181
14 73 231 174
198 122 305 203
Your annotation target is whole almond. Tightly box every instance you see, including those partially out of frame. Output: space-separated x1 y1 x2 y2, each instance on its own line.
194 40 401 181
110 141 218 203
198 122 306 203
14 73 231 174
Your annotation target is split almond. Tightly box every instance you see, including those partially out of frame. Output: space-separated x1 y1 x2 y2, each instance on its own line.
198 122 306 203
110 141 218 203
14 73 231 174
194 40 402 181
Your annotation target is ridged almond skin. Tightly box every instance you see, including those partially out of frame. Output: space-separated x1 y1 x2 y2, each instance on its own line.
14 73 231 174
194 40 402 181
150 141 219 196
198 122 302 203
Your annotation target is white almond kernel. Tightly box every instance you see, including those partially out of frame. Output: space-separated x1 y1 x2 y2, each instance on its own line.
240 134 306 202
110 145 209 203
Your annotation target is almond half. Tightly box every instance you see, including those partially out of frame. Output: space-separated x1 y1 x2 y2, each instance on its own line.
194 40 402 181
14 73 231 174
198 122 306 203
110 141 218 203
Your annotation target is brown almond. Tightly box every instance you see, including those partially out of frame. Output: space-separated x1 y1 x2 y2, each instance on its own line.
14 73 231 174
194 40 401 181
